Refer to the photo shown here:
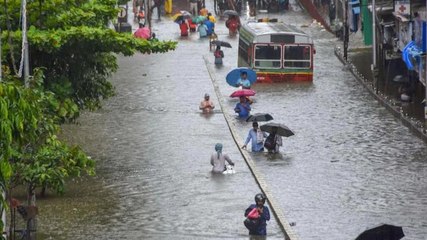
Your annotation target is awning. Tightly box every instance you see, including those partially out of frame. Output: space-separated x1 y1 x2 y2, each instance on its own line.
393 12 410 22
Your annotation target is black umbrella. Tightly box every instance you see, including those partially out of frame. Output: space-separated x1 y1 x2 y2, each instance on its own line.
211 40 232 48
260 123 294 137
223 10 239 16
246 113 273 122
355 224 404 240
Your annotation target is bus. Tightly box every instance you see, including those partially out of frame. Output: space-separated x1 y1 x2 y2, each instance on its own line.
238 21 315 83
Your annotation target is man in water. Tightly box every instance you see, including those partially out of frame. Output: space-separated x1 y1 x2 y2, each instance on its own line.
199 93 215 113
234 96 251 118
210 143 234 173
242 122 267 152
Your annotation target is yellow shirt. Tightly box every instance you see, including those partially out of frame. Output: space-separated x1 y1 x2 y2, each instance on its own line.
208 15 216 23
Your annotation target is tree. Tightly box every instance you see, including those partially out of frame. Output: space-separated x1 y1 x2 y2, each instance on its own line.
0 0 177 111
0 69 95 237
0 0 177 232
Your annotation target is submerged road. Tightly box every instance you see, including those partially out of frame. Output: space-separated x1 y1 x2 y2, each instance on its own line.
36 1 427 240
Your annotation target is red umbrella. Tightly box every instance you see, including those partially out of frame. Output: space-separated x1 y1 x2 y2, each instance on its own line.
230 89 256 98
134 27 151 39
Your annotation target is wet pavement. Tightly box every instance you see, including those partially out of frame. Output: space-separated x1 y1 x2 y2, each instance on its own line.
34 1 427 240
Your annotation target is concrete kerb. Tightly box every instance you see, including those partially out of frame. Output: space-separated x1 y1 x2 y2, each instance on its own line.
334 46 427 144
203 56 299 240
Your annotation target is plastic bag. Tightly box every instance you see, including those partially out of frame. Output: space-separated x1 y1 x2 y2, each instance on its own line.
247 207 259 219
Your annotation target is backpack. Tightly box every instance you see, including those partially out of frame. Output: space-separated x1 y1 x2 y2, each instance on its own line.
264 134 275 150
244 207 260 231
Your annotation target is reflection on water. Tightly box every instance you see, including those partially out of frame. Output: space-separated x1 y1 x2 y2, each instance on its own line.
35 6 427 240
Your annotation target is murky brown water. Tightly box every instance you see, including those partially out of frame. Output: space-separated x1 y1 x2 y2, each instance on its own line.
33 1 427 240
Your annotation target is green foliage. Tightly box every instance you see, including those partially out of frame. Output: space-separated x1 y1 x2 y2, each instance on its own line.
0 0 176 229
0 68 95 207
0 0 177 110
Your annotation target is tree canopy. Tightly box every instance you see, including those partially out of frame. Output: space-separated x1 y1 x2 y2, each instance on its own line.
1 0 177 110
0 0 177 234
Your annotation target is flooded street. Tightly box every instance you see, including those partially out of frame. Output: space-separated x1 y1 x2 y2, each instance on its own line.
35 2 427 240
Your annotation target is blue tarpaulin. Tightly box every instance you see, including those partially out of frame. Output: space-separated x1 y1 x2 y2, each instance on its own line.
402 41 423 70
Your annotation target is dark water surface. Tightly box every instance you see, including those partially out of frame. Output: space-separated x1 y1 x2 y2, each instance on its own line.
35 2 427 240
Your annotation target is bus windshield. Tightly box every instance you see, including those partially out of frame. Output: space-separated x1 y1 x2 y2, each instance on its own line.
283 45 311 68
254 44 281 69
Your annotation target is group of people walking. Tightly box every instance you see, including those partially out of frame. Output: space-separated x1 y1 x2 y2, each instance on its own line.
232 72 283 154
199 93 270 236
177 9 216 37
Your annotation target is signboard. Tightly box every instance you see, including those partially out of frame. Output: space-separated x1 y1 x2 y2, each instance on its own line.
394 0 410 16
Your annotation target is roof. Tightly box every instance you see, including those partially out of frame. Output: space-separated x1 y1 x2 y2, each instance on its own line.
244 22 308 37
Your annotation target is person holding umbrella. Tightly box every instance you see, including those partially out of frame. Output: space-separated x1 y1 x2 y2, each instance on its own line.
264 127 282 153
225 15 241 36
179 19 189 36
214 46 224 65
236 71 254 104
234 96 251 118
236 71 252 89
242 122 267 152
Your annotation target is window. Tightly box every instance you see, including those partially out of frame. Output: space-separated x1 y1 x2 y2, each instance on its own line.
238 39 250 65
254 44 281 69
283 45 311 68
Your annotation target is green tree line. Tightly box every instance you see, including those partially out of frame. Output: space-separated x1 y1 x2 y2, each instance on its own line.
0 0 177 236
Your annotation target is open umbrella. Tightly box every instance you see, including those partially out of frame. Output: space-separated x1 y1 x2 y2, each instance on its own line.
246 113 273 122
211 40 232 48
223 10 239 16
230 89 256 98
355 224 404 240
260 123 294 137
173 12 192 22
180 10 192 17
226 67 257 87
192 15 207 24
134 27 151 39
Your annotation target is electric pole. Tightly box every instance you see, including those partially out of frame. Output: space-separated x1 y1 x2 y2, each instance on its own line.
343 0 349 61
372 0 379 93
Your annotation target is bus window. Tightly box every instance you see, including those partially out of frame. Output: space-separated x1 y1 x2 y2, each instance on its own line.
254 44 281 69
238 39 250 66
283 45 311 68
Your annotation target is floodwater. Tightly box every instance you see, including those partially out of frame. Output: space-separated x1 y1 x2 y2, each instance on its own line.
34 1 427 240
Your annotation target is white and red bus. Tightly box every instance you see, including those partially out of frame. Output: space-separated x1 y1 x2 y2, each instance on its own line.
238 21 315 83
